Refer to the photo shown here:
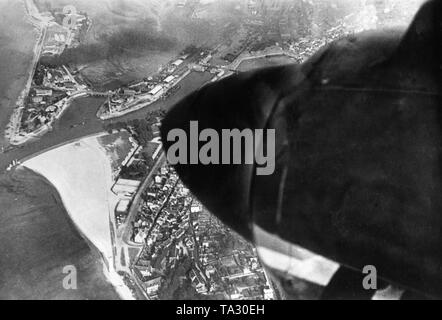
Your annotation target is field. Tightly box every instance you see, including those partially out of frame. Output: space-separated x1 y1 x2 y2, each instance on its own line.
237 55 298 72
80 50 178 91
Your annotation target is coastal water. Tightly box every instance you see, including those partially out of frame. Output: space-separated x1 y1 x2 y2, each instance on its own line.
0 167 119 300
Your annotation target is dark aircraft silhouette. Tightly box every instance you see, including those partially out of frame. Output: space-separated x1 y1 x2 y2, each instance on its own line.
161 0 441 299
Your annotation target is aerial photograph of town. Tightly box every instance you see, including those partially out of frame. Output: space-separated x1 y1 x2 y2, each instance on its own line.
0 0 436 303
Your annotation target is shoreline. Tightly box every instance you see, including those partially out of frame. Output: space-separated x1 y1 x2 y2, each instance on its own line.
4 0 47 146
0 0 39 147
5 0 97 147
0 167 121 299
21 133 134 300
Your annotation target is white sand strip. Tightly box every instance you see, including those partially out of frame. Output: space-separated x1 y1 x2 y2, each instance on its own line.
22 135 134 300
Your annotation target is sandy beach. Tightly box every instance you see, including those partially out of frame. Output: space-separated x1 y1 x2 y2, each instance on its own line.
0 167 120 299
22 133 133 299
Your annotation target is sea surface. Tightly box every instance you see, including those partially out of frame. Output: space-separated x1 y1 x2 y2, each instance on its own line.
0 167 120 300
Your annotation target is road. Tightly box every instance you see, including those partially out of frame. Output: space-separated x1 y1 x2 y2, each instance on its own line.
120 151 166 245
112 151 166 300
